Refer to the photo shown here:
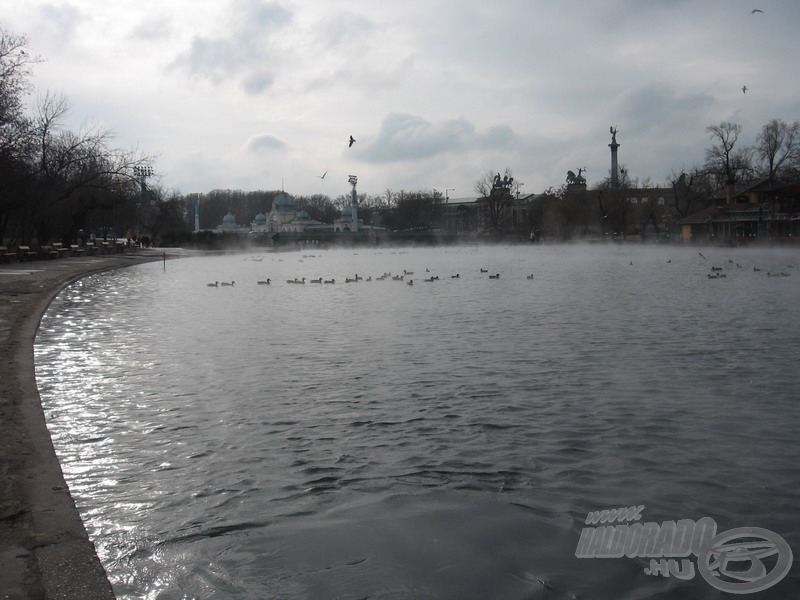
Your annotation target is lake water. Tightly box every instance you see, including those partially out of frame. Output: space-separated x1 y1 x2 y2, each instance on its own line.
35 243 800 599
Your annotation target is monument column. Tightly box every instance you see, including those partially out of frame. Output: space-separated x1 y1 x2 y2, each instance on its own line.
609 126 620 189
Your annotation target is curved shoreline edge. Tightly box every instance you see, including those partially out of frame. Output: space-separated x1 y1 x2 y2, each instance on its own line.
0 251 188 599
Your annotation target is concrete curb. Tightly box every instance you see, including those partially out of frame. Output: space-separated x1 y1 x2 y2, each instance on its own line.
0 250 192 599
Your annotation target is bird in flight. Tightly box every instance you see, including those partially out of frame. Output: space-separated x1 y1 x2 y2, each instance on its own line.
348 135 356 148
751 8 763 13
316 170 327 179
742 85 748 94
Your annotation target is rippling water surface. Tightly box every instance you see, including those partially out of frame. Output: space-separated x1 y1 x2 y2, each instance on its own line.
35 244 800 599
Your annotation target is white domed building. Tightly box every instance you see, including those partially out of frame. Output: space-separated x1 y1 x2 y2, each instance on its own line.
250 192 325 234
215 210 250 234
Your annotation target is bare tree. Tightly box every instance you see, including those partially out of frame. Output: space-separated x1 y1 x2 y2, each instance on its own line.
756 118 800 181
475 167 514 230
704 121 743 188
474 170 495 198
28 91 152 242
0 27 40 153
0 27 41 242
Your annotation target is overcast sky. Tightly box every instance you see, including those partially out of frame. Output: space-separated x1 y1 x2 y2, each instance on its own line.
3 0 799 199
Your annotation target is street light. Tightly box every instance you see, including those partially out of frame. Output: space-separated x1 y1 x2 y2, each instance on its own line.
132 166 154 242
446 188 455 203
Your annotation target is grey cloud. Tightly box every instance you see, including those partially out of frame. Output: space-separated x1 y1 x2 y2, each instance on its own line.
38 3 84 44
244 133 286 152
358 113 519 163
615 83 714 134
129 16 173 41
315 12 378 50
169 0 292 92
243 72 275 95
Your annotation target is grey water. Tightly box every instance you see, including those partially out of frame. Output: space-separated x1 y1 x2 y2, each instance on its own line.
34 244 800 599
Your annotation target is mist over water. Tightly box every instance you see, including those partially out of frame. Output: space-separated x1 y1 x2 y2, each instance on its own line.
35 244 800 599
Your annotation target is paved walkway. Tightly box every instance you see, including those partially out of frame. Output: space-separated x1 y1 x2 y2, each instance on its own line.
0 249 191 599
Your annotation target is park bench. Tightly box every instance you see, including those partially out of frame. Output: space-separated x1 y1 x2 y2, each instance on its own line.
18 246 39 261
39 245 61 259
69 244 85 256
0 246 17 263
52 243 70 257
84 242 98 256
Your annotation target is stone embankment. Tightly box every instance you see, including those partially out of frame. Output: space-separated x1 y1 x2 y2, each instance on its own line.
0 249 187 599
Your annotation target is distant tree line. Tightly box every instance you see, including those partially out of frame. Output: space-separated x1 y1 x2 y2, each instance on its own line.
2 23 798 247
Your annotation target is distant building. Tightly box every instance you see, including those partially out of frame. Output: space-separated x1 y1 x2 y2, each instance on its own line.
677 178 800 242
333 211 362 232
215 211 250 234
249 192 327 234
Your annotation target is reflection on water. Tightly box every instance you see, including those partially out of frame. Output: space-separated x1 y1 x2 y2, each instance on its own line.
35 244 800 599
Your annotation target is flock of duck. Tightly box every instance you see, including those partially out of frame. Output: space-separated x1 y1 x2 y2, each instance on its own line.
703 257 793 279
206 269 537 288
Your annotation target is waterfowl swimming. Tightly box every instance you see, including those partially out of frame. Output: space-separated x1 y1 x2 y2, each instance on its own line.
310 278 323 283
425 276 436 282
324 278 335 284
257 279 271 285
480 268 488 273
220 281 235 286
526 274 534 280
451 274 459 278
345 277 357 283
407 279 413 286
489 273 500 279
207 281 219 287
403 269 414 275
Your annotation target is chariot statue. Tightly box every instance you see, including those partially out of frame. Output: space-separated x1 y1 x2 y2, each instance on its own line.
566 168 586 186
492 173 514 190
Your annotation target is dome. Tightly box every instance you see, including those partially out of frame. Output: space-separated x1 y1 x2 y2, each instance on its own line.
222 211 237 224
254 213 267 225
273 192 295 212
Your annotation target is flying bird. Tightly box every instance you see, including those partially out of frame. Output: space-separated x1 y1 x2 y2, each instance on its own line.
751 9 763 13
316 170 327 179
348 135 356 148
742 85 748 94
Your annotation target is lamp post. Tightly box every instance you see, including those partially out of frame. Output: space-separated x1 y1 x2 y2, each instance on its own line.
133 166 154 242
